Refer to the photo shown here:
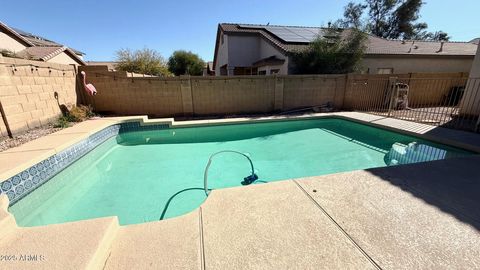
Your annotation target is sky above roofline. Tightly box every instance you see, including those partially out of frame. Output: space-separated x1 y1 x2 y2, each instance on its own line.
1 0 478 61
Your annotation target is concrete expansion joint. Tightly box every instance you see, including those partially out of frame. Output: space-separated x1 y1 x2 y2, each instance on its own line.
199 207 206 270
292 180 382 270
102 251 112 270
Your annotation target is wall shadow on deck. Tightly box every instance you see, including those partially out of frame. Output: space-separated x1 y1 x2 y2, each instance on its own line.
365 155 480 230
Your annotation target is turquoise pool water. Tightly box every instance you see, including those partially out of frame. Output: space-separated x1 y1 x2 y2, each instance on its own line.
9 118 473 226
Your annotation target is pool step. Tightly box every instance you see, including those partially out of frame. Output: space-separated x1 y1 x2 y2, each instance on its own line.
104 210 202 269
0 195 16 241
0 197 120 270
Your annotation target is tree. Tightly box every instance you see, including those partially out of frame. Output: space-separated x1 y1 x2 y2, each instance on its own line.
337 2 367 29
337 0 449 41
167 50 205 76
115 48 172 76
290 28 367 74
429 31 450 41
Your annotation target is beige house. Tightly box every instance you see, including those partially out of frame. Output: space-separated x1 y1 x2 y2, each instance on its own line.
0 21 85 66
213 23 477 75
86 61 118 71
460 42 480 119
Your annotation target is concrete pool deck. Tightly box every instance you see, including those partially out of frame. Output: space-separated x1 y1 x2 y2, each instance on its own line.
0 112 479 269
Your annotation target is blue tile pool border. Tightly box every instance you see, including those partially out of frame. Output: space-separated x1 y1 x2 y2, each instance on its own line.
0 121 170 206
0 125 121 205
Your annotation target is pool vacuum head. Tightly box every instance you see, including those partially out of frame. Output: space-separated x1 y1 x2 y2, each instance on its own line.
241 173 258 185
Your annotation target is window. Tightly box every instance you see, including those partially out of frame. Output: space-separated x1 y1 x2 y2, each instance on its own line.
377 68 393 74
270 69 280 75
258 70 267 75
221 34 224 45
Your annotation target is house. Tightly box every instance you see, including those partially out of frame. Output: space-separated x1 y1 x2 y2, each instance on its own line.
213 23 478 75
0 21 85 66
203 61 215 76
86 61 118 71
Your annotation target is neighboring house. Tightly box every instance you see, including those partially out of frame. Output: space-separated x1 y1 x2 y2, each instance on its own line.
203 61 215 76
86 61 118 71
0 21 85 66
470 38 480 45
213 23 478 75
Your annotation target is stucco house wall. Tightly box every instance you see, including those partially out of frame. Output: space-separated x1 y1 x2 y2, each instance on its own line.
0 31 27 52
361 56 474 74
227 35 260 68
48 51 81 66
215 33 289 75
258 38 289 74
460 44 480 116
214 33 229 75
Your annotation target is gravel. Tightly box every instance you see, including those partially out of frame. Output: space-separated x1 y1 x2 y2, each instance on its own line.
0 124 65 152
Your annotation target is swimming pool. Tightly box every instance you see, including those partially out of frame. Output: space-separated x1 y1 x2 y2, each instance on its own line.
9 118 473 226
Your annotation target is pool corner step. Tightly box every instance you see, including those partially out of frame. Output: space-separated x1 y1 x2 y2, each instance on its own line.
0 216 120 270
0 195 17 241
85 216 120 270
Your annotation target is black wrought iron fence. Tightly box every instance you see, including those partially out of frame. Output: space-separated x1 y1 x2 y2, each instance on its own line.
348 76 480 132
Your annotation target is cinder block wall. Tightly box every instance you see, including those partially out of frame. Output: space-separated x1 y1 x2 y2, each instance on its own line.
0 56 77 136
283 75 345 110
79 66 470 118
1 60 472 138
79 66 346 117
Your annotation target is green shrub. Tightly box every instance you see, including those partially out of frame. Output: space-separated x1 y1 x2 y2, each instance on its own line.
168 50 205 76
290 28 367 74
115 48 172 76
54 116 71 128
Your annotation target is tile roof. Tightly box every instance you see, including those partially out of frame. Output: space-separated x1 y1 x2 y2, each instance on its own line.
19 46 66 61
1 21 86 65
18 46 86 65
219 23 309 53
0 21 33 46
12 27 85 55
252 55 285 67
364 35 477 56
218 23 478 56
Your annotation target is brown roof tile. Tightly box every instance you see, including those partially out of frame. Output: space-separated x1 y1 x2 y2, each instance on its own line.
19 46 65 61
219 23 477 56
18 46 86 65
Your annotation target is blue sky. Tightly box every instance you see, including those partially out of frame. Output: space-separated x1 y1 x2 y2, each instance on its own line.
1 0 478 61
